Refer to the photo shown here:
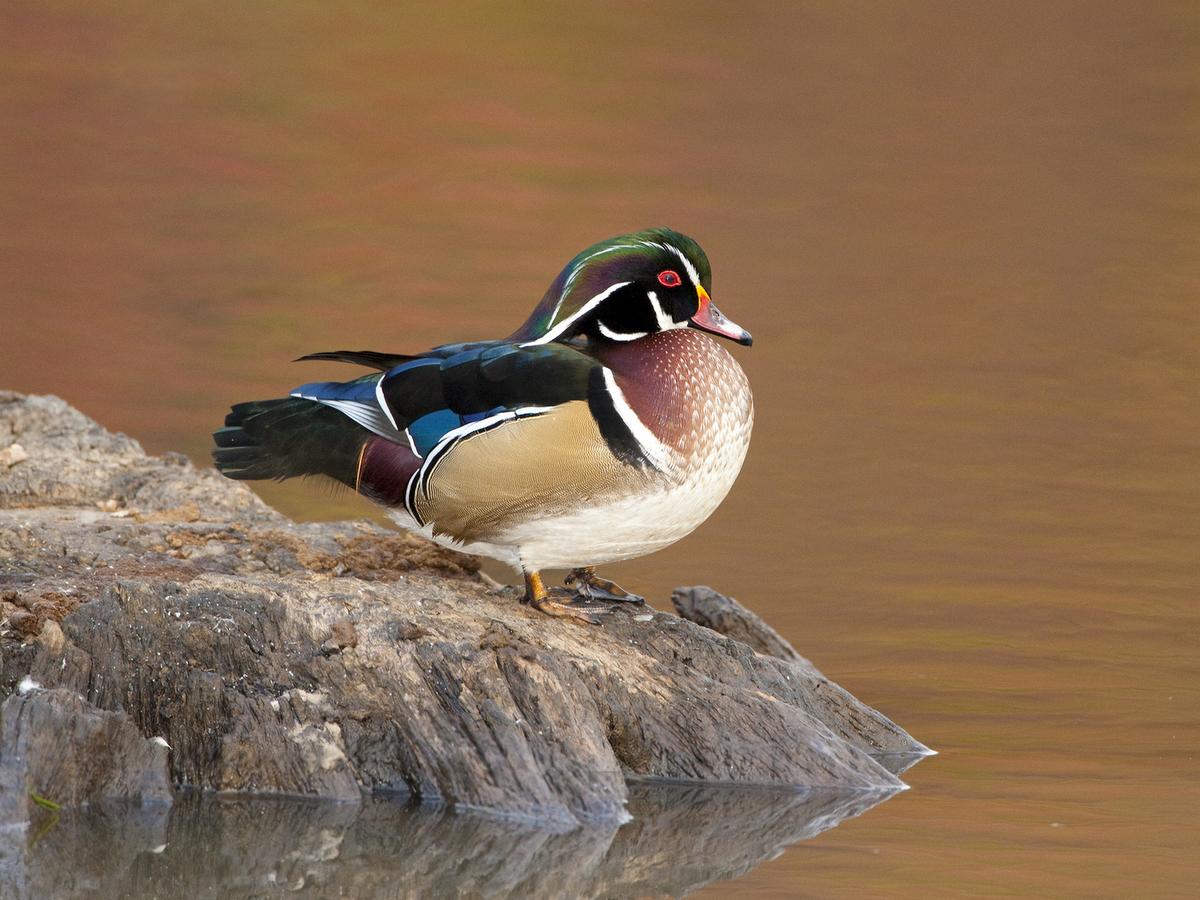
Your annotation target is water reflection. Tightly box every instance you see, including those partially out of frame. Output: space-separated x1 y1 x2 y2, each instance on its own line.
865 752 929 777
0 783 899 899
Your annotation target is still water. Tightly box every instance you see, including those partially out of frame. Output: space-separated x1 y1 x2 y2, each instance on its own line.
2 1 1198 896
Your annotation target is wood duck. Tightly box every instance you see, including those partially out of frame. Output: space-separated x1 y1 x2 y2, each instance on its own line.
213 228 753 624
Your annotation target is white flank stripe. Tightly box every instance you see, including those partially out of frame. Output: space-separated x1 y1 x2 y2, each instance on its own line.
524 281 632 346
404 427 423 459
412 405 557 506
428 406 555 450
598 322 649 341
601 368 676 473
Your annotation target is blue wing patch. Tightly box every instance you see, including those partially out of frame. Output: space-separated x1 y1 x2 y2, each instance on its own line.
407 406 508 455
407 410 462 456
462 406 507 424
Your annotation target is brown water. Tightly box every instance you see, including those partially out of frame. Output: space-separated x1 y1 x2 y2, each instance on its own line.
2 2 1198 896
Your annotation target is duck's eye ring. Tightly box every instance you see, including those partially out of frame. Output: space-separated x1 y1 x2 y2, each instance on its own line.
657 270 682 288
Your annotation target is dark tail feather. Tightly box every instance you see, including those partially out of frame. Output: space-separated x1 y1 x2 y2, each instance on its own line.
212 397 368 488
295 350 417 371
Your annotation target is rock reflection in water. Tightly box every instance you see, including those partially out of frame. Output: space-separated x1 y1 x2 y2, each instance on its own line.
0 783 899 898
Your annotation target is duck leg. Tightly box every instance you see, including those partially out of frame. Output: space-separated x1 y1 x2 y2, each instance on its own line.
522 570 601 626
563 567 646 605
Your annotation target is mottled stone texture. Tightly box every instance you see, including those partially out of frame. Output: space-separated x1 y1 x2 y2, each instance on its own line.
673 584 808 663
0 392 928 826
0 688 172 825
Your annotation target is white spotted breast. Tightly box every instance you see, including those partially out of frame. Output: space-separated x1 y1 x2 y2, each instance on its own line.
597 329 754 491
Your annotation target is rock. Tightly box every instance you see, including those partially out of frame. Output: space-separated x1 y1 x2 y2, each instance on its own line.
673 584 808 663
0 392 276 523
675 585 930 766
321 617 359 656
0 392 930 826
0 687 172 826
0 444 27 468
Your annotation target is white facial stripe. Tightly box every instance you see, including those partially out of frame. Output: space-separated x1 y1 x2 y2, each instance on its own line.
524 280 632 346
553 244 643 325
663 244 701 287
646 290 684 331
637 240 700 288
598 322 649 341
601 368 676 473
539 238 701 344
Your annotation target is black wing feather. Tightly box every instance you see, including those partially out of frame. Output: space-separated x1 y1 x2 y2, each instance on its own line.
295 350 418 371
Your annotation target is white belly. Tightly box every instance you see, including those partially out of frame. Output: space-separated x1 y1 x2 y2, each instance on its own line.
387 438 750 571
498 410 752 570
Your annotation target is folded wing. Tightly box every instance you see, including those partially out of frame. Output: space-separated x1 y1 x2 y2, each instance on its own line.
215 341 658 530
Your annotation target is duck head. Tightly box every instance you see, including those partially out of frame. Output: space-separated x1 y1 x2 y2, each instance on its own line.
511 228 752 347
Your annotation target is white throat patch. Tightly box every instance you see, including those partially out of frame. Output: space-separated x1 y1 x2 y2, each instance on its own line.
597 322 649 341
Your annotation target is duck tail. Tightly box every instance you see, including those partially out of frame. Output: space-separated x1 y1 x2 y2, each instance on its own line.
212 397 367 488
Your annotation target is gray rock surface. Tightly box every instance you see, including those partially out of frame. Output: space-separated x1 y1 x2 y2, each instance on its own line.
0 687 172 825
673 583 809 663
0 391 929 826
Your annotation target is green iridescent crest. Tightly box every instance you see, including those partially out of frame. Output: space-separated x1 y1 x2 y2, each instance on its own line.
509 228 711 343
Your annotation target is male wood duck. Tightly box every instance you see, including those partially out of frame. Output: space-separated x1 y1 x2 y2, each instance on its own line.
213 228 753 624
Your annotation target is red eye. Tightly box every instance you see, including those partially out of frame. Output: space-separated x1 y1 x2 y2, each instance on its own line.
657 270 682 288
